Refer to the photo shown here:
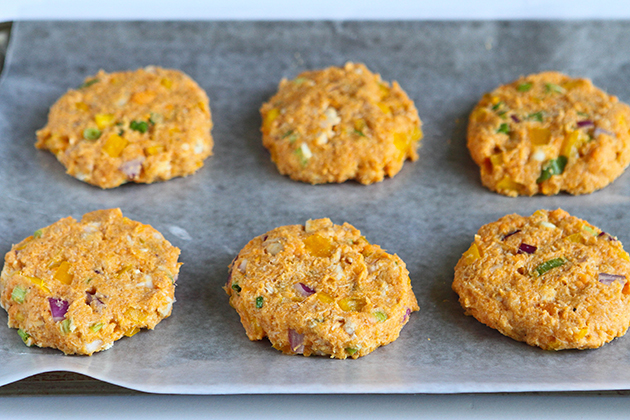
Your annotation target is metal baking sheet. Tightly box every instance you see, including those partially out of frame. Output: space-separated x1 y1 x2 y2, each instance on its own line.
1 20 630 394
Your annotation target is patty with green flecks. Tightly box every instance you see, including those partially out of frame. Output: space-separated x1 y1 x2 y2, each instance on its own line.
453 209 630 350
0 209 181 355
225 218 418 359
467 71 630 196
36 66 213 189
260 62 422 185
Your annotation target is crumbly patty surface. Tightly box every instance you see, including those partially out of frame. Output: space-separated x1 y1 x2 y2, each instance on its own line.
36 66 213 189
453 209 630 350
260 62 422 185
225 218 418 359
0 209 180 355
467 71 630 196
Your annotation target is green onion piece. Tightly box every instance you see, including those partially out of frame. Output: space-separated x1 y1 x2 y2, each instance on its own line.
492 101 504 111
149 112 162 125
545 83 566 94
60 318 73 335
17 329 31 346
231 283 241 293
582 225 596 235
517 82 532 92
294 148 308 167
527 111 544 122
255 296 264 309
373 310 388 323
33 229 43 238
293 77 308 85
346 348 358 355
79 79 99 89
89 322 103 333
497 123 510 134
11 286 27 304
577 111 589 118
353 129 366 137
282 130 298 143
83 127 102 140
130 120 149 133
497 111 507 117
536 155 568 183
534 257 566 276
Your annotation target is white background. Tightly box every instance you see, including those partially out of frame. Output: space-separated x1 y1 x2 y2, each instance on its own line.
2 1 630 418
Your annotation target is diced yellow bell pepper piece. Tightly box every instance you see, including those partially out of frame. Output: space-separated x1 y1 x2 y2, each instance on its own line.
491 96 501 105
75 102 90 112
124 307 148 323
145 145 165 156
338 297 366 312
614 247 630 262
564 233 585 244
410 125 423 142
393 132 408 152
470 107 490 122
23 275 51 294
560 130 587 158
462 243 481 264
262 108 280 134
103 134 128 158
124 327 141 337
562 80 588 91
376 102 391 114
490 153 503 168
160 78 173 89
53 261 73 285
95 113 116 130
303 234 335 258
378 83 390 98
354 118 367 131
575 327 589 340
528 127 551 146
316 292 335 304
496 176 522 193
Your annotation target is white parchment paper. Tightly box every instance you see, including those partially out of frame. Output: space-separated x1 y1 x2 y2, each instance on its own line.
1 21 630 394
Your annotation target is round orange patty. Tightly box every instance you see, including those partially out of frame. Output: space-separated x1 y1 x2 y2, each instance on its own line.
36 66 213 188
225 218 418 359
260 62 422 184
0 209 181 355
453 209 630 350
468 71 630 196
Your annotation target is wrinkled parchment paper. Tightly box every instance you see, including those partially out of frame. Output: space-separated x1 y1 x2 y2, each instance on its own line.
1 21 630 394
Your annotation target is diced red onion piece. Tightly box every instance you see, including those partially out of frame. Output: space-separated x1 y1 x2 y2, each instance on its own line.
85 291 105 308
511 115 520 123
402 307 411 323
593 127 615 138
288 329 304 354
294 282 315 297
598 232 617 242
598 273 626 285
518 243 537 254
119 157 144 179
502 230 521 241
577 120 594 128
48 298 69 322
